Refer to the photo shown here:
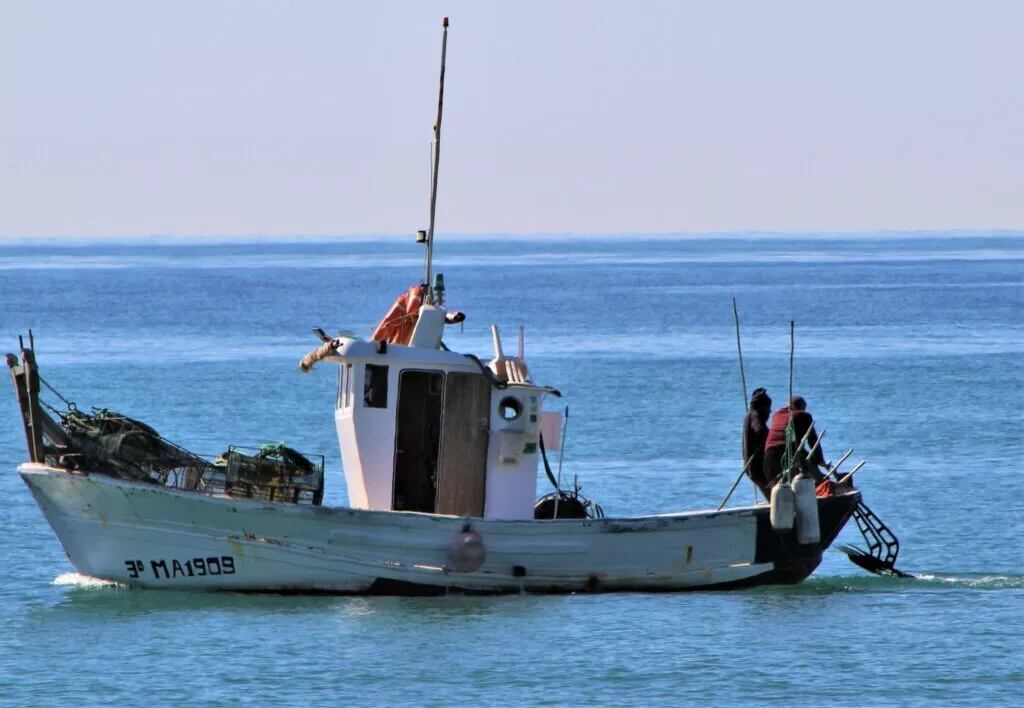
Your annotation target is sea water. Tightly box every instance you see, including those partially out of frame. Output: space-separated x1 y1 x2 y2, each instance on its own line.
0 234 1021 705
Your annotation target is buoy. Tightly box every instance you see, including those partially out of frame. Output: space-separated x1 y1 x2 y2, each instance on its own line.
447 527 486 573
770 481 794 533
792 473 821 545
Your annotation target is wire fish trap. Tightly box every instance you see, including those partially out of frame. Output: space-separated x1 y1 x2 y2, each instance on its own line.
222 444 324 505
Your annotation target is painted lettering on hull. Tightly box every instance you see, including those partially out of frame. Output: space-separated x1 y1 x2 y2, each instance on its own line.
124 556 235 580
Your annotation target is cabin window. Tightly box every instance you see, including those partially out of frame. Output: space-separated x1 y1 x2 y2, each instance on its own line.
337 364 354 408
342 364 350 409
499 396 523 421
364 364 389 408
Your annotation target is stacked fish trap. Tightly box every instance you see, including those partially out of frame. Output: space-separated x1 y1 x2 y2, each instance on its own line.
223 444 324 505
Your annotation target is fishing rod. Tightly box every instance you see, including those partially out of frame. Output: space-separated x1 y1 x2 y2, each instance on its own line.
837 460 866 486
733 297 748 410
784 320 796 482
717 456 756 511
720 297 760 507
823 448 853 480
788 321 794 403
803 427 826 472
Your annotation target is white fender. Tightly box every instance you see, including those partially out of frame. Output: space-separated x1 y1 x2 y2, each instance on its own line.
770 482 794 533
792 473 821 545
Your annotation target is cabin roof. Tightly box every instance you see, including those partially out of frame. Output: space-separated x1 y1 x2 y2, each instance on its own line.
329 336 482 373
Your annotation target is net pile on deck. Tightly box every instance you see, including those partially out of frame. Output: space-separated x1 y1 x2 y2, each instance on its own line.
34 380 324 505
56 407 216 490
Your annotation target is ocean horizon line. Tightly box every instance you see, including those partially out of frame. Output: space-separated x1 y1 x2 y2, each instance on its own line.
1 228 1022 247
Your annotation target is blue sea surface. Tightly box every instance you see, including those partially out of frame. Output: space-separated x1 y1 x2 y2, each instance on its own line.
0 234 1021 705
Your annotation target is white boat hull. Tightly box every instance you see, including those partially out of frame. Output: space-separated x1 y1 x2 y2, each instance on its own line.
19 463 859 594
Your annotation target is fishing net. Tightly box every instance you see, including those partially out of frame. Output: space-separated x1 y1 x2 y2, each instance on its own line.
57 407 214 490
29 376 324 505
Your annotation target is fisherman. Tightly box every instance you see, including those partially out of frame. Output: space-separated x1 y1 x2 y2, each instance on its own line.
763 395 830 486
742 388 773 494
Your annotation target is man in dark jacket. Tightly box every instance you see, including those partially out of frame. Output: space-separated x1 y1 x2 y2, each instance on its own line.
742 388 773 494
763 395 829 487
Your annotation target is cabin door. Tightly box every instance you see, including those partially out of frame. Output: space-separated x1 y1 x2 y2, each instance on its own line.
436 373 491 516
393 370 444 513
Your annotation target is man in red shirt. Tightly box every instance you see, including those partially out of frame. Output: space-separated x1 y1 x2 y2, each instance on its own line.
763 395 830 487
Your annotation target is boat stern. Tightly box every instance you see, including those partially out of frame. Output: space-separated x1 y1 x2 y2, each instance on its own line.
747 489 861 586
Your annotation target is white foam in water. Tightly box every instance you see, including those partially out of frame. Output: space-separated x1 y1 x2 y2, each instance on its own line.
914 573 1024 590
52 572 122 588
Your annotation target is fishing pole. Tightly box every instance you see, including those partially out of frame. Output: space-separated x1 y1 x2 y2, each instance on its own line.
803 427 826 474
717 456 756 511
784 320 795 482
731 297 759 504
837 460 867 486
823 448 853 480
732 297 748 409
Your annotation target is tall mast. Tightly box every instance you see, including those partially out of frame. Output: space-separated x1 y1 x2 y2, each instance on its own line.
424 17 448 302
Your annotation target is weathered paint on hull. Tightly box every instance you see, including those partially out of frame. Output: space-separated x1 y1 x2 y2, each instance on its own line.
18 463 859 594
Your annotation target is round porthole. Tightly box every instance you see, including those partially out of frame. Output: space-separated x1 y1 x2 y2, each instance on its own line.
499 396 523 421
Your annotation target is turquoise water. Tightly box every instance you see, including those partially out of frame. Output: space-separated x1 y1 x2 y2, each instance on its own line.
1 235 1022 705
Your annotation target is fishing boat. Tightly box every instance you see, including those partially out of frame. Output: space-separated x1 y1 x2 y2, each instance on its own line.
7 20 904 594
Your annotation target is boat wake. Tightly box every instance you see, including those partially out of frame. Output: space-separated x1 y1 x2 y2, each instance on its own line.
777 572 1024 594
52 572 123 589
48 569 1023 596
910 573 1024 590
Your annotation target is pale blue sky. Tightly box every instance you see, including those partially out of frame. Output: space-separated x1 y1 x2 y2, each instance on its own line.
2 1 1022 238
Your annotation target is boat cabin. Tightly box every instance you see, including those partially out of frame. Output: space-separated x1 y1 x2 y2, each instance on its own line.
309 297 556 520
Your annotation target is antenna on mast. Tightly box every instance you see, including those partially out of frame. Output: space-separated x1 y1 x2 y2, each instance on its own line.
423 17 449 304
